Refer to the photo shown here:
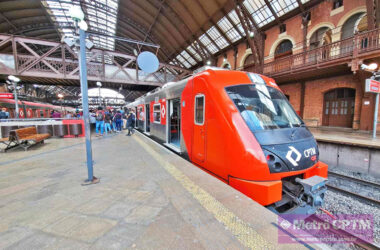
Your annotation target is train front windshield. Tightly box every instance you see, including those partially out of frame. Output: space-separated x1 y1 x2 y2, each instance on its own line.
226 84 303 131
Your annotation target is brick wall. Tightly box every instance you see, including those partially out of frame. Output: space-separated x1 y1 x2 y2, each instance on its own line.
216 0 367 67
0 85 7 93
280 82 302 114
297 75 362 128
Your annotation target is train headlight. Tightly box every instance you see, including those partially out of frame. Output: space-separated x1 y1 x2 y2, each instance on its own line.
263 149 290 173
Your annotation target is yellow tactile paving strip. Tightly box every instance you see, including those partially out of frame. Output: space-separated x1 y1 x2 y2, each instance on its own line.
134 135 275 250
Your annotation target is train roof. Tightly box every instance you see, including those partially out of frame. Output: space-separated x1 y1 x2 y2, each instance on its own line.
126 68 280 106
0 98 75 111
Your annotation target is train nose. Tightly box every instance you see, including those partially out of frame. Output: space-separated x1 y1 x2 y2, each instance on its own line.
262 137 319 173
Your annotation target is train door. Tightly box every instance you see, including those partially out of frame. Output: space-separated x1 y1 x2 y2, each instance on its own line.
168 98 181 148
322 88 355 127
192 79 206 163
145 104 150 133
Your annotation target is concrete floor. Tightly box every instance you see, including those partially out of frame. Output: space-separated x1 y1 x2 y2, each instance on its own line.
0 132 324 249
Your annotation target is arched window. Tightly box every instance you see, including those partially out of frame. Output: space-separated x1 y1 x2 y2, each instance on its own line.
275 40 293 59
310 27 332 49
223 63 231 69
243 54 255 72
341 12 365 39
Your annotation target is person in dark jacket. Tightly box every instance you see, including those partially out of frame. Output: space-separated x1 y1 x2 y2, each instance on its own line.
114 110 123 132
104 111 112 134
126 109 135 136
0 108 8 119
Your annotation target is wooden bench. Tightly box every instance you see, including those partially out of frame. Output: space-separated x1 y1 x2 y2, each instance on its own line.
4 127 50 151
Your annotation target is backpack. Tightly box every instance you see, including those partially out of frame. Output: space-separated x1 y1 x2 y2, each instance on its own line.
96 112 104 121
0 111 7 119
105 113 111 121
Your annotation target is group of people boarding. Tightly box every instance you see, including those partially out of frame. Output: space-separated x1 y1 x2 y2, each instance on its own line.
93 107 135 137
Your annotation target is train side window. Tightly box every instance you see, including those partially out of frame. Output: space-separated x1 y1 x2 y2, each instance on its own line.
194 94 205 125
153 103 161 123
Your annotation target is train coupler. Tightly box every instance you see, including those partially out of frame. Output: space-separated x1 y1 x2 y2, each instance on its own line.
295 175 328 214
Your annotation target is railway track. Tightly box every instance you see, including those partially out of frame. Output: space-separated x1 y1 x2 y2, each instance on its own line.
327 171 380 206
309 215 380 250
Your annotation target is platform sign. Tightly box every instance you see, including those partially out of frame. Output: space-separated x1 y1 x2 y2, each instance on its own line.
0 93 13 99
365 79 380 93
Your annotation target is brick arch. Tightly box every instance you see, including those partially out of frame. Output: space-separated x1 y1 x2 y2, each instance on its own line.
303 76 360 128
221 61 232 69
239 49 252 68
269 35 296 58
336 6 366 34
307 22 335 47
322 86 356 95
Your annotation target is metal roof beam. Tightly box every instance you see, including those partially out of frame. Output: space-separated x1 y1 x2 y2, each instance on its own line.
143 0 165 43
193 0 233 46
263 0 282 25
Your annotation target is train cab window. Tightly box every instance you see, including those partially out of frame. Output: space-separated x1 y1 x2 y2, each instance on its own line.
194 94 205 125
153 104 161 123
226 84 303 131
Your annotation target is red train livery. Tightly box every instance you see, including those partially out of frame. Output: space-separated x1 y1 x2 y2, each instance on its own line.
0 99 74 118
127 68 328 214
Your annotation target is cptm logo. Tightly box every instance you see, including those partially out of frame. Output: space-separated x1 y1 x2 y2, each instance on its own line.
286 146 302 166
161 105 166 118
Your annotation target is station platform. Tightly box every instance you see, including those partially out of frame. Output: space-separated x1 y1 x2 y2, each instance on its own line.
310 127 380 149
0 132 325 249
310 127 380 177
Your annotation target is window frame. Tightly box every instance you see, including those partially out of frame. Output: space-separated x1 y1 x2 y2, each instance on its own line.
194 94 205 125
153 103 161 124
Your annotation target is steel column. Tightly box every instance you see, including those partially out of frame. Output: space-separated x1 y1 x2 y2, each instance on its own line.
373 92 379 138
13 82 19 118
79 28 94 181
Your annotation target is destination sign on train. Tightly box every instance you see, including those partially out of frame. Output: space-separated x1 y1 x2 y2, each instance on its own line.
365 79 380 93
0 93 14 99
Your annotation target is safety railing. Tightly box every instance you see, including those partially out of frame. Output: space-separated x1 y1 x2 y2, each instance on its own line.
263 28 380 76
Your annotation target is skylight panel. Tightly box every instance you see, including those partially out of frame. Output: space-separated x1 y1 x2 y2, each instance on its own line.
180 51 196 65
270 0 298 17
217 16 242 43
243 0 275 27
187 43 202 61
176 55 191 68
43 0 119 51
199 34 218 54
205 26 228 50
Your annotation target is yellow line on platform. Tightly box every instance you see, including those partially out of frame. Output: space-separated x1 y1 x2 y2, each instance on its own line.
133 135 274 250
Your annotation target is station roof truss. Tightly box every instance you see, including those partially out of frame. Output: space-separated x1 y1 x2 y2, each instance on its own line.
0 0 323 99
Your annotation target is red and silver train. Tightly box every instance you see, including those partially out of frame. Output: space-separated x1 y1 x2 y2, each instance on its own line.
0 99 75 118
127 68 328 214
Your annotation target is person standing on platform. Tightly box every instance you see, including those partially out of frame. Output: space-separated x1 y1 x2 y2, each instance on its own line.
104 110 112 134
114 110 122 132
95 107 105 136
122 111 127 130
112 110 117 132
126 109 135 136
0 108 8 119
52 110 61 119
